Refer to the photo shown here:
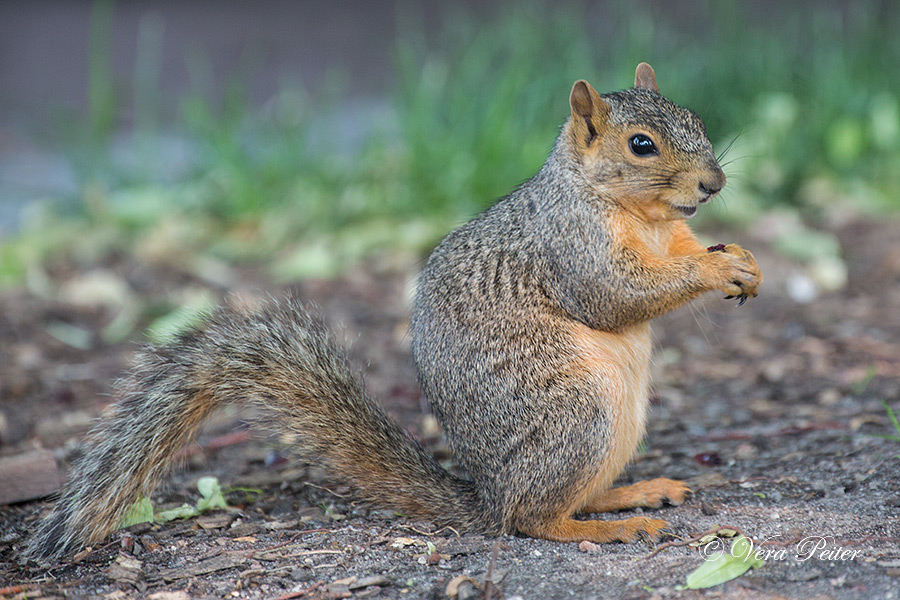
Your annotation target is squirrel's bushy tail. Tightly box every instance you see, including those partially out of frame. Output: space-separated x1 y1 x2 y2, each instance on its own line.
28 296 483 560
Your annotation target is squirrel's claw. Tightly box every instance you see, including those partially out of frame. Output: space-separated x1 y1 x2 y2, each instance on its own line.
724 294 750 306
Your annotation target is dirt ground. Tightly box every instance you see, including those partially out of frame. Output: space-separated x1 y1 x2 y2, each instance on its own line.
1 217 899 599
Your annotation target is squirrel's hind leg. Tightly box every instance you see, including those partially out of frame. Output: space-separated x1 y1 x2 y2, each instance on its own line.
499 410 677 544
581 478 691 514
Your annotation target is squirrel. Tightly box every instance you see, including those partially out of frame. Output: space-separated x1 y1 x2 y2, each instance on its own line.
27 63 761 560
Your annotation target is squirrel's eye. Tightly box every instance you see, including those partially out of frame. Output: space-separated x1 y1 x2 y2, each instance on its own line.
629 134 658 156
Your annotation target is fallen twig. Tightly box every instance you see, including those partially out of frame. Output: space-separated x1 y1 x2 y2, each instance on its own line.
483 539 502 600
273 580 324 600
396 524 461 538
304 481 351 498
69 539 122 563
254 528 329 555
0 584 38 596
255 547 342 561
645 525 749 560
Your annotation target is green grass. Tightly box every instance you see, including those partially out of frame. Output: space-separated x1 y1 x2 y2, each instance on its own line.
2 0 899 286
875 400 900 443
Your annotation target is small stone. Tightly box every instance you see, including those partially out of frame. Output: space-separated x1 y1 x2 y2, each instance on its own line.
350 575 390 589
818 388 841 406
700 502 719 516
735 443 758 460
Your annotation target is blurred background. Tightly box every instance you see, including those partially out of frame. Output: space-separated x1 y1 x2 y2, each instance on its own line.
3 4 899 592
0 0 898 301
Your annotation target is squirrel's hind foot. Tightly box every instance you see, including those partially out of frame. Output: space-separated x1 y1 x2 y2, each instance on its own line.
520 515 671 544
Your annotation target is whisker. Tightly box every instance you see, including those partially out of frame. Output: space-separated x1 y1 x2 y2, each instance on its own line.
717 129 746 163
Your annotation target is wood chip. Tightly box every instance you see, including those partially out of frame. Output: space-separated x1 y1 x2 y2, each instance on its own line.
147 593 191 600
686 472 728 490
350 575 390 589
264 519 302 530
445 575 479 598
157 553 245 582
438 535 488 556
197 513 235 530
227 522 262 537
0 449 62 504
107 554 142 584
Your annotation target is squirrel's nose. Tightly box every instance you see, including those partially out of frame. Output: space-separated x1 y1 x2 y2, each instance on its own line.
698 180 722 196
698 178 724 202
699 166 726 201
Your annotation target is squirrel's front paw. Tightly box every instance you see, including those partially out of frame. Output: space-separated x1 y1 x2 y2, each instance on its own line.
630 478 692 508
585 478 691 513
616 516 671 542
702 243 762 303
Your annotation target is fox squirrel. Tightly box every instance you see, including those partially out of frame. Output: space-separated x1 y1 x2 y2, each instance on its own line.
27 63 761 559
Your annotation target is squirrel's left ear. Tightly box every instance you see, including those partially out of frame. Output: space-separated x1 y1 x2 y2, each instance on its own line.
570 80 610 146
634 63 659 93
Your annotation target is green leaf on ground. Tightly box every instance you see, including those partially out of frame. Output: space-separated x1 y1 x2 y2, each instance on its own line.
155 503 201 523
45 321 94 350
118 476 234 527
196 475 229 511
270 241 342 282
118 497 155 529
684 535 765 589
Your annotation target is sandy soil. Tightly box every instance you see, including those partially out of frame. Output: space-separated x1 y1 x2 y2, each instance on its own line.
1 218 899 599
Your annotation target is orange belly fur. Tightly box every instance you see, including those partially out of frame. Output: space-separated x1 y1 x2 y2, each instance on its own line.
565 320 653 513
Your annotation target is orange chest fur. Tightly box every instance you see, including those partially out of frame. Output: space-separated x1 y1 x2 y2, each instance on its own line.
606 207 692 258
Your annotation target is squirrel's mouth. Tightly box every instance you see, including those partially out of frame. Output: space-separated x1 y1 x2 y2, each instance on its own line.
674 204 698 218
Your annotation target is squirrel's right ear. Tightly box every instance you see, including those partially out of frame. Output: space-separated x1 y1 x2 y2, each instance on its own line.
570 80 610 146
633 63 659 93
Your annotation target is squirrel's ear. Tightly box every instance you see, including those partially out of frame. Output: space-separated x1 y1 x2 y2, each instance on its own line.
634 63 659 93
570 80 609 145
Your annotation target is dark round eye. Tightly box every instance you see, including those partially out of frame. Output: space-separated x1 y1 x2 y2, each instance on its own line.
629 134 658 156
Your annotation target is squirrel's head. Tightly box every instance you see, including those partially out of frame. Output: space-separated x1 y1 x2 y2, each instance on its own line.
566 63 725 220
